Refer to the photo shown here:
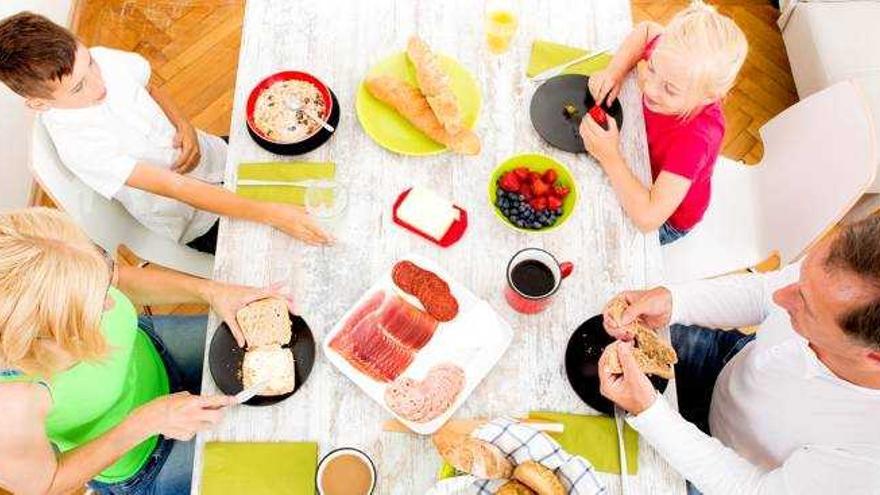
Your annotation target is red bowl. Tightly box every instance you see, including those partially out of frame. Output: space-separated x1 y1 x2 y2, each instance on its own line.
245 71 334 145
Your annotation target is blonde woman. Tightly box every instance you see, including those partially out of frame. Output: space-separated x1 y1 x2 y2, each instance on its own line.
0 208 293 494
579 1 748 244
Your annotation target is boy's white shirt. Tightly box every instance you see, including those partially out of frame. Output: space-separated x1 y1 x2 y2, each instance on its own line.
626 263 880 494
40 46 225 244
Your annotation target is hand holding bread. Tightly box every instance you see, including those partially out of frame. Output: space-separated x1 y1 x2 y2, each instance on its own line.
598 340 660 415
602 293 677 379
207 281 295 347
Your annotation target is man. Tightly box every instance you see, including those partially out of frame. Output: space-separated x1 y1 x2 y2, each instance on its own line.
599 217 880 494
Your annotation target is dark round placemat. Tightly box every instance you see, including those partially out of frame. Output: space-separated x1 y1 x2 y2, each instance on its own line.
530 74 624 154
208 313 315 406
247 90 341 156
564 314 668 416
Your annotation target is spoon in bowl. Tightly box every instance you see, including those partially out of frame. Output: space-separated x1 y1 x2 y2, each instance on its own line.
286 95 335 132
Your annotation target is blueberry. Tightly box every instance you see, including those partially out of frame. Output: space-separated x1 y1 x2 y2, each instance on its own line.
555 208 563 216
532 221 542 229
519 204 527 212
516 220 525 228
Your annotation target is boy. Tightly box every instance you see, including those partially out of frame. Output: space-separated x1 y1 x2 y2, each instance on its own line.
0 12 331 253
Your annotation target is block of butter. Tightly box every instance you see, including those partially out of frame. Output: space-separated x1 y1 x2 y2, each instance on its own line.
396 186 461 241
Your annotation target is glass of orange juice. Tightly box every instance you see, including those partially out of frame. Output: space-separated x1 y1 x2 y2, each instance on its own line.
485 9 518 54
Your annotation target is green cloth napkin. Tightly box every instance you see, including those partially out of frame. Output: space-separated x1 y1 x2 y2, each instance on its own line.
201 441 318 495
529 411 638 475
527 40 613 78
236 161 335 206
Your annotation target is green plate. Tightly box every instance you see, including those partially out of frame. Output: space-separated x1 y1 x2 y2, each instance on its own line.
355 51 481 156
488 153 579 234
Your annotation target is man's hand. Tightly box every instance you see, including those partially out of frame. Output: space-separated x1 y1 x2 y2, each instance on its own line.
604 287 673 339
172 121 201 174
598 341 658 415
268 203 334 246
580 113 622 167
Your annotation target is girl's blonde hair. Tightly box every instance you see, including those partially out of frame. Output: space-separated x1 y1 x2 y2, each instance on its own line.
0 207 109 376
656 1 748 115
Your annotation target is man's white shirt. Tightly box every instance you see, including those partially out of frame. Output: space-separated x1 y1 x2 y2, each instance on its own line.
627 263 880 494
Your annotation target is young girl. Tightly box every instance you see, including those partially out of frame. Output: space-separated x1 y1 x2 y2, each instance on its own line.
580 2 747 245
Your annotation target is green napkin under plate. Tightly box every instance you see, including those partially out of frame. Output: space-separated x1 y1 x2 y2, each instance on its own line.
201 441 318 495
529 411 639 475
236 161 335 206
527 40 613 78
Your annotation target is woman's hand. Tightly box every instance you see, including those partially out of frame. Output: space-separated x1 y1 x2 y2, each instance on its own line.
579 113 622 168
205 282 295 347
137 392 237 441
267 203 334 246
588 68 623 106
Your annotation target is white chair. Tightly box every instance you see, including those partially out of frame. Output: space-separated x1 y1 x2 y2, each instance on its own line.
29 120 215 278
662 80 877 285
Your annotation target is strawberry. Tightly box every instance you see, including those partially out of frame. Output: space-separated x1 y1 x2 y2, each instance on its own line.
520 182 533 200
528 171 541 184
530 197 548 211
547 195 563 210
588 104 609 129
499 172 520 192
531 179 550 198
514 167 530 180
542 169 558 184
553 184 570 198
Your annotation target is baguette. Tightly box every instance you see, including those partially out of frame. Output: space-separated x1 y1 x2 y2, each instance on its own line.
513 461 565 495
406 35 464 135
364 75 480 155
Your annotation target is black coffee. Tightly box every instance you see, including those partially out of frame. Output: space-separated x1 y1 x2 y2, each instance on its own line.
511 260 556 297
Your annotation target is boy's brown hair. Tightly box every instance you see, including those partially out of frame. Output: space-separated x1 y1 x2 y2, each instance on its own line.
0 11 78 98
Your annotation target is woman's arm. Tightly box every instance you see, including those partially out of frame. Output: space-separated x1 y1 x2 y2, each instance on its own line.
0 383 151 495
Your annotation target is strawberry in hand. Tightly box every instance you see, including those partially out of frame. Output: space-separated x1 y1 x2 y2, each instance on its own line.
588 104 609 130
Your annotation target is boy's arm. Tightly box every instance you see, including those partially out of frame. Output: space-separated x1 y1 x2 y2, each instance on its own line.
605 21 664 79
126 163 332 245
148 82 201 174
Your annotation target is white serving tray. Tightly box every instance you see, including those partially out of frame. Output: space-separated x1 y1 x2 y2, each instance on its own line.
322 254 514 435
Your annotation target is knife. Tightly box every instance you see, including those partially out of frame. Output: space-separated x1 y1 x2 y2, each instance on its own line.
234 379 271 404
614 405 630 495
531 47 611 82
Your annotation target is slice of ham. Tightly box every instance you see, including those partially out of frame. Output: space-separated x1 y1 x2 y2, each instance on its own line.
378 296 439 350
384 363 466 423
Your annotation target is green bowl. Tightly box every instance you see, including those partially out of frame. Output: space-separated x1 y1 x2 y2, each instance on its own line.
488 153 579 233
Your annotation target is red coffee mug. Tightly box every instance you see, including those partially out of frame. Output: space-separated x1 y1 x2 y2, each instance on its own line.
504 248 574 314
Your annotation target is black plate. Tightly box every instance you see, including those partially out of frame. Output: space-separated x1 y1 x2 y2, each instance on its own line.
247 90 341 156
564 314 668 416
530 74 624 154
208 313 315 406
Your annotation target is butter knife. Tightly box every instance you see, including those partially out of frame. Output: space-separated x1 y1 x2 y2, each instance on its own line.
531 48 611 82
614 405 630 495
234 379 271 404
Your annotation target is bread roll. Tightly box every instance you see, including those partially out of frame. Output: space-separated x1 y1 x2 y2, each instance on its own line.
603 296 677 379
364 75 480 155
496 480 537 495
438 437 513 480
235 297 291 349
513 461 565 495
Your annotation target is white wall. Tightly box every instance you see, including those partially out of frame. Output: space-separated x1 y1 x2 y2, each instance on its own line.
0 0 74 208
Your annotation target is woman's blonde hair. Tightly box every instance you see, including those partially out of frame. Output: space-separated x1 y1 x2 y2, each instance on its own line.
656 1 748 115
0 207 110 376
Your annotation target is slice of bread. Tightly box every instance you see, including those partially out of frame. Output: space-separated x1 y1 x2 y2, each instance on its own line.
236 298 291 349
242 344 295 396
604 322 677 379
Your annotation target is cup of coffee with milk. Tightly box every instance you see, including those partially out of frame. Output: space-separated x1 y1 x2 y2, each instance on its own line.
316 448 376 495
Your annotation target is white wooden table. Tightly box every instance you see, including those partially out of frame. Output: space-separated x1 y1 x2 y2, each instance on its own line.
193 0 685 493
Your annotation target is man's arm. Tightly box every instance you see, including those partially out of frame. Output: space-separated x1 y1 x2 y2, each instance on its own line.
627 397 880 495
